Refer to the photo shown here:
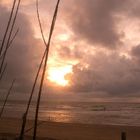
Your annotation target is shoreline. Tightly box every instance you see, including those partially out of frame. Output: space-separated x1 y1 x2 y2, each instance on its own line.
0 118 140 140
3 116 140 127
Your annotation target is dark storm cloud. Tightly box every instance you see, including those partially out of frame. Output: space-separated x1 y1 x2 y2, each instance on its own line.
0 5 42 95
62 0 140 49
68 51 140 95
131 45 140 59
127 0 140 18
53 0 140 97
58 45 82 60
1 0 140 101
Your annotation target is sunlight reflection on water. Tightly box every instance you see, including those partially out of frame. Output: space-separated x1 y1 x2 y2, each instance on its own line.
2 101 140 126
40 110 73 123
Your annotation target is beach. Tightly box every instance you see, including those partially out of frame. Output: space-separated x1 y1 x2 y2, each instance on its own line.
0 118 140 140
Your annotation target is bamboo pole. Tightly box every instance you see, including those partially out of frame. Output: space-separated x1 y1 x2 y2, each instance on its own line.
0 28 19 60
0 0 17 56
0 79 16 118
0 0 21 75
0 29 19 81
19 50 46 140
19 0 52 137
0 63 7 81
33 0 60 139
121 132 126 140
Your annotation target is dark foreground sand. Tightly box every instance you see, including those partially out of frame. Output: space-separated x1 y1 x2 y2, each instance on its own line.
0 118 140 140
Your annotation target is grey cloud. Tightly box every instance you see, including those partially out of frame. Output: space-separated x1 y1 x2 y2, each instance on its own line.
131 45 140 58
0 5 42 94
2 0 140 102
62 0 129 49
127 0 140 18
68 52 140 95
62 0 140 50
58 45 82 60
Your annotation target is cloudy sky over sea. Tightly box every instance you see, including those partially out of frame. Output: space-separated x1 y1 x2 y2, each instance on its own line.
1 0 140 102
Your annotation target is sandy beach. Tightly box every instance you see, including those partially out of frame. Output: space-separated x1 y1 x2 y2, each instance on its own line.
0 118 140 140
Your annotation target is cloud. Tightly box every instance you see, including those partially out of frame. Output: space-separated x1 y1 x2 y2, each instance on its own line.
68 51 140 95
51 0 140 97
131 45 140 59
62 0 140 50
0 5 43 95
127 0 140 18
62 0 129 49
0 0 34 6
1 0 140 102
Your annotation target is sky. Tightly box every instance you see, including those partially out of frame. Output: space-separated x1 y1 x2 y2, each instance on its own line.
1 0 140 102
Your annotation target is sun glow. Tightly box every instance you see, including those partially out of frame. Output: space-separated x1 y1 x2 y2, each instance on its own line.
57 34 70 41
48 66 72 86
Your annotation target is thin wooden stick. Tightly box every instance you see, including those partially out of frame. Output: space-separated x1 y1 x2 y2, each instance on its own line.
0 29 19 83
0 28 19 60
0 0 17 56
19 50 46 140
19 0 55 136
0 79 16 118
0 63 7 81
8 28 19 47
0 29 19 81
25 121 45 134
0 0 21 75
19 0 50 136
33 0 60 139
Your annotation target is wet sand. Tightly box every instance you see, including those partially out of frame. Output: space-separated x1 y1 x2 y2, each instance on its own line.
0 118 140 140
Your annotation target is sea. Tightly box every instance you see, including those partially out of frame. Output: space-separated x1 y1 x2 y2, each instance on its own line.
0 101 140 126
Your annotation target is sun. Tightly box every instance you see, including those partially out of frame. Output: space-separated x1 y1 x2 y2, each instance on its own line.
57 34 70 41
47 66 72 86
